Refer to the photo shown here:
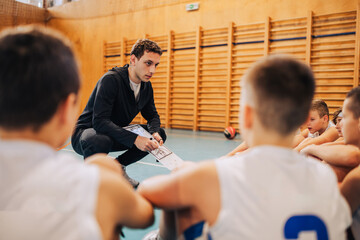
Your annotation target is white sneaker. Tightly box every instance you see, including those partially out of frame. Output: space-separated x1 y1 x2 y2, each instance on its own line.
142 229 160 240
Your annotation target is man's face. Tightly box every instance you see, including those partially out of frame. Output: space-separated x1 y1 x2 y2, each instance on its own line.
307 110 327 134
342 98 360 146
130 51 160 83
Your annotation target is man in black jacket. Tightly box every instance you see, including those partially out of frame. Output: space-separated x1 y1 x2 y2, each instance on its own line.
71 39 166 188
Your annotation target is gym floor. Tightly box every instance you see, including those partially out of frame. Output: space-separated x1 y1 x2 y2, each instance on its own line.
61 128 241 240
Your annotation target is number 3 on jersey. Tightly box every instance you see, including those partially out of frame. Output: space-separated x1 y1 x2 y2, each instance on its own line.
284 215 329 240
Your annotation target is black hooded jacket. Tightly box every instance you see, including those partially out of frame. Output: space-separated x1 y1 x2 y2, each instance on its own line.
74 65 161 148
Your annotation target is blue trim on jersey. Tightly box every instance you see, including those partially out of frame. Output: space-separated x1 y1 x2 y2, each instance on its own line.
183 221 212 240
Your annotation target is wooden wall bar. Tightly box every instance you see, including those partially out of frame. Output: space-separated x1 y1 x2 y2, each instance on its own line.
311 11 357 114
171 31 196 130
103 9 360 133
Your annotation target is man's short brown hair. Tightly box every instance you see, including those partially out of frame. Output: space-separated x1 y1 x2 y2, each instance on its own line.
242 54 315 135
130 39 162 59
346 86 360 118
311 99 329 119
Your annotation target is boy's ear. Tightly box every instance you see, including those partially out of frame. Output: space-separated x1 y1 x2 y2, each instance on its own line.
323 114 329 122
57 93 78 126
305 113 311 125
243 104 253 129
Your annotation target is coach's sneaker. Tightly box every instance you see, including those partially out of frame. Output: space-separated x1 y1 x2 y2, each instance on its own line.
142 229 160 240
121 164 139 189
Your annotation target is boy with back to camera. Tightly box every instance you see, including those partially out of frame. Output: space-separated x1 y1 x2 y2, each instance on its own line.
0 26 154 240
138 54 351 240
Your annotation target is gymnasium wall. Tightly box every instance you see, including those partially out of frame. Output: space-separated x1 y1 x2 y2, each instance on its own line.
0 0 46 30
46 0 358 132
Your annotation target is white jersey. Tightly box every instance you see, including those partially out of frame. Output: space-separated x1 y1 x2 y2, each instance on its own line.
308 121 335 138
0 139 101 240
210 145 351 240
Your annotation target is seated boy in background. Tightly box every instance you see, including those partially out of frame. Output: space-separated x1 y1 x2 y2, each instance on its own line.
301 107 359 182
331 107 345 144
0 26 153 240
293 99 339 151
338 86 360 239
138 54 351 240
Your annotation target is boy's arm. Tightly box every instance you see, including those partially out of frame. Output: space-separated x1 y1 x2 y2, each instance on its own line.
96 168 154 228
301 144 360 167
294 127 339 151
138 161 220 222
322 138 345 146
86 155 153 233
227 141 248 156
292 129 308 148
86 154 123 174
341 166 360 214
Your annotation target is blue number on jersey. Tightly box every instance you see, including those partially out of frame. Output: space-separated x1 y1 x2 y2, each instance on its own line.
284 215 328 240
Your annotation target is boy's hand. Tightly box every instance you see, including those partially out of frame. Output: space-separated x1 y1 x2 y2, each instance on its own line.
300 145 321 160
300 145 314 155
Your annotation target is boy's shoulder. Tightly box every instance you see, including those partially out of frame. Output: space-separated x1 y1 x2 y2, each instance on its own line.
216 145 335 176
0 140 99 197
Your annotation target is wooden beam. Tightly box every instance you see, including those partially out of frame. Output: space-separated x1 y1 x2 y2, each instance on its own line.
305 11 313 65
120 37 125 66
226 22 234 128
165 31 173 128
193 26 202 131
103 41 106 74
354 4 360 87
264 16 270 56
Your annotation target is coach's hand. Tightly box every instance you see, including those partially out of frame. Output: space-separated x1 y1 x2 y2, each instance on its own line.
134 135 159 152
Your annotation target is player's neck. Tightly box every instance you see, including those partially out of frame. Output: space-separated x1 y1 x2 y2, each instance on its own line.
249 129 294 149
0 128 51 146
0 121 63 149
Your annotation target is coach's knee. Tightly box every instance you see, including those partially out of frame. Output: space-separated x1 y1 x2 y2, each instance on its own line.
80 129 114 158
159 128 167 143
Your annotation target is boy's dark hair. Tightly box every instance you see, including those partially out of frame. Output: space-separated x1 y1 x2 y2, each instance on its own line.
346 86 360 118
0 25 80 131
333 107 342 124
243 54 315 135
130 39 162 59
311 99 329 119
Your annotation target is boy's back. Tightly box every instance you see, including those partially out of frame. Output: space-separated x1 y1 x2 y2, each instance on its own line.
139 55 351 240
0 26 154 240
212 145 350 239
0 140 101 240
